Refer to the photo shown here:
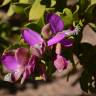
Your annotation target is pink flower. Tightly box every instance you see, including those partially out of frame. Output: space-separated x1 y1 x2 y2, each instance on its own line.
54 55 68 72
1 48 36 84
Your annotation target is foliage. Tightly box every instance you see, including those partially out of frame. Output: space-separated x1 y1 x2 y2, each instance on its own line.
0 0 96 94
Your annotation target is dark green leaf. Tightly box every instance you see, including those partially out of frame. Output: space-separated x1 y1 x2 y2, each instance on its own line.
24 22 41 32
78 0 90 16
85 4 96 22
73 5 79 23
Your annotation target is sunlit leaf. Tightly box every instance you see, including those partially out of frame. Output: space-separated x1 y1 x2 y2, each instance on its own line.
91 0 96 5
7 4 14 17
29 0 46 20
19 0 34 4
61 8 73 28
12 5 24 14
51 0 56 7
0 0 11 7
12 2 31 7
19 0 29 3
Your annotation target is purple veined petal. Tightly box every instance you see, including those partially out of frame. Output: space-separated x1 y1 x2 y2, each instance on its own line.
47 32 66 46
15 48 29 66
11 68 24 82
30 47 41 57
28 55 36 73
22 28 44 46
1 52 18 72
20 69 29 84
20 62 34 84
60 39 73 47
30 41 46 57
46 13 64 33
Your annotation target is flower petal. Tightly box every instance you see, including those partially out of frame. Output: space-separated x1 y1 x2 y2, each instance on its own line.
1 52 18 72
30 47 41 57
60 39 73 47
41 24 52 39
11 69 24 82
54 55 68 72
22 28 43 46
28 55 36 73
15 48 29 66
20 69 29 84
46 13 64 33
47 32 66 46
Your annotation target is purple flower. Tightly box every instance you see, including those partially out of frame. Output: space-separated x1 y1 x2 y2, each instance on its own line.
21 28 46 57
46 13 64 33
45 13 79 46
1 48 36 84
43 13 80 71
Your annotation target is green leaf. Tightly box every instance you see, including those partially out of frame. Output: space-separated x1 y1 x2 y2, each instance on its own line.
19 0 29 3
46 8 55 12
51 0 56 7
37 17 44 29
7 4 14 17
12 2 31 7
24 22 41 32
91 0 96 5
24 6 31 17
61 8 73 28
6 43 29 51
78 0 90 16
85 3 96 21
0 0 11 7
11 5 25 14
29 0 46 20
84 0 96 21
73 5 79 23
0 37 9 47
10 2 32 15
19 0 34 3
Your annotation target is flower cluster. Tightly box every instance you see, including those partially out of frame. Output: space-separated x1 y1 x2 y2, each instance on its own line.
1 13 80 84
